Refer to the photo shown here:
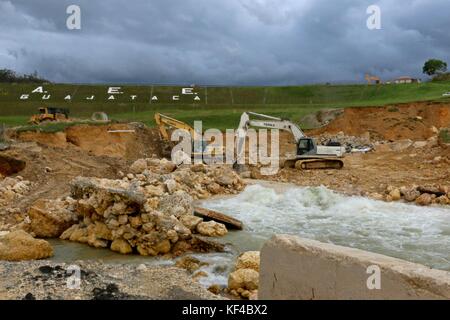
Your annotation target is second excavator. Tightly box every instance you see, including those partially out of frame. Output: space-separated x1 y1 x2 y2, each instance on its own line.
154 113 224 163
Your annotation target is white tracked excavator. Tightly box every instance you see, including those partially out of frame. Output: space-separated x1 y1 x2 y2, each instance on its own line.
236 112 345 170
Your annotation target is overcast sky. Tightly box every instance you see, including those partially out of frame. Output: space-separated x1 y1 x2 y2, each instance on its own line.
0 0 449 85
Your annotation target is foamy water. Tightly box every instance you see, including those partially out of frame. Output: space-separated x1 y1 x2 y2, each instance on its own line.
201 184 450 272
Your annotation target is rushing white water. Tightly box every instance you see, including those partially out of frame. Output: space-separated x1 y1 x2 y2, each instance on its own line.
201 184 450 272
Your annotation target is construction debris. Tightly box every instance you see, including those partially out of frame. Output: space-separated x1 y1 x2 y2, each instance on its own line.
194 207 243 230
317 131 374 153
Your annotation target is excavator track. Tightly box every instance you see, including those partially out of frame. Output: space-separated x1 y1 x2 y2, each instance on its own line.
284 158 344 170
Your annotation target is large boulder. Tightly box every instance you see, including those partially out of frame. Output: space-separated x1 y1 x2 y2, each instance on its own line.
235 251 260 272
215 172 235 187
129 158 177 175
227 251 261 299
70 176 145 207
164 179 178 194
228 268 259 291
158 159 177 174
403 188 420 202
435 196 449 205
179 215 203 231
0 230 53 261
28 199 78 238
60 224 88 243
129 159 148 174
416 193 432 206
389 139 413 152
196 221 227 237
388 189 401 201
110 238 132 254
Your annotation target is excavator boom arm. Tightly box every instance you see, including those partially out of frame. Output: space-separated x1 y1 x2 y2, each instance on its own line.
154 113 197 141
237 112 306 142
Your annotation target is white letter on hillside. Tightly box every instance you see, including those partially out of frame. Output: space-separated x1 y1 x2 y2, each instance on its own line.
182 88 194 95
108 87 123 94
32 86 44 93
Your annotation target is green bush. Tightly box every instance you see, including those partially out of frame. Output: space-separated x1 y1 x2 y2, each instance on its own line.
15 121 109 133
439 129 450 143
432 73 450 82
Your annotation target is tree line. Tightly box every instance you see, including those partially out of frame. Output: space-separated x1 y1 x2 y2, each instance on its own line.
0 69 49 83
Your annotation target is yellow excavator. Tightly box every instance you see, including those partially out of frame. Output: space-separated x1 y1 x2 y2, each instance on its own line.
154 113 224 162
29 107 70 125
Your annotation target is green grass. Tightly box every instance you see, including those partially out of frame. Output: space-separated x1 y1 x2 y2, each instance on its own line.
0 81 449 130
14 120 112 133
440 129 450 143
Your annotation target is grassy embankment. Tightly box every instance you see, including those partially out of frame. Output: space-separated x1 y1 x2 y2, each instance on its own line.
0 81 449 131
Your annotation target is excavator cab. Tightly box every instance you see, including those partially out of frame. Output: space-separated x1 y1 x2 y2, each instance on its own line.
297 138 316 155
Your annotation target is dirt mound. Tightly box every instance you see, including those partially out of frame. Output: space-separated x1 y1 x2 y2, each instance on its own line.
300 108 344 128
65 124 163 159
309 102 450 141
15 124 164 160
17 131 67 148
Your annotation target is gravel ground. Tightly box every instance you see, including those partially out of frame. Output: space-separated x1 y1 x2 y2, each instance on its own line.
0 260 224 300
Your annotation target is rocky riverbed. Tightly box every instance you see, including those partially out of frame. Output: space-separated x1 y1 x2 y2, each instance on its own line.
0 260 223 300
0 158 247 300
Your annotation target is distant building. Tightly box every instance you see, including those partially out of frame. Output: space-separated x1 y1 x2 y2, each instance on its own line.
393 76 421 84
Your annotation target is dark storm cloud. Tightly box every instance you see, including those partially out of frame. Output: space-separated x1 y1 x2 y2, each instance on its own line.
0 0 449 84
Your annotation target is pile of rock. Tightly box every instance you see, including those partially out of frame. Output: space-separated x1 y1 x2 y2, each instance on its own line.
226 251 260 300
54 160 244 256
126 158 245 199
384 185 450 206
0 176 32 207
316 131 374 153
